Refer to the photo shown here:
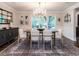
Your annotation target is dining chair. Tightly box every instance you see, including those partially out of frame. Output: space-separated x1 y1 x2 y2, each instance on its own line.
18 28 26 44
43 30 52 49
30 30 39 49
56 29 63 48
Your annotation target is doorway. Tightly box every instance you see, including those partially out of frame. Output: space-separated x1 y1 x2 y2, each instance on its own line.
77 14 79 26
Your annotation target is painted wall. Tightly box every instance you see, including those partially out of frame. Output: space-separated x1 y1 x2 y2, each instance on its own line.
63 8 75 41
0 2 77 41
16 11 63 31
0 2 78 41
62 3 79 41
0 2 63 32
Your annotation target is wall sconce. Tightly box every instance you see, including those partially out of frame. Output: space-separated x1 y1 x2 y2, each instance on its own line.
58 18 60 22
20 16 24 24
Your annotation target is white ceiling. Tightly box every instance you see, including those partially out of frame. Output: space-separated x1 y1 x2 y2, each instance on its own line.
5 2 77 11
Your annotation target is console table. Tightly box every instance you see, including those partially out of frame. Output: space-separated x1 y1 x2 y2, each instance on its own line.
0 28 18 46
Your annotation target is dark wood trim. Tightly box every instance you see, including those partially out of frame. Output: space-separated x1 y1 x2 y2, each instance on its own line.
0 28 18 46
0 21 10 24
0 8 12 14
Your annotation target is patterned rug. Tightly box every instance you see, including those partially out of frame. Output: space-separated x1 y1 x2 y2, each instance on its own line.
0 37 79 56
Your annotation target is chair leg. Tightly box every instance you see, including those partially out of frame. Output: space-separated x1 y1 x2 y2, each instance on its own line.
30 41 32 50
61 38 64 49
51 41 52 49
18 37 19 43
18 38 20 44
43 42 45 50
38 41 39 49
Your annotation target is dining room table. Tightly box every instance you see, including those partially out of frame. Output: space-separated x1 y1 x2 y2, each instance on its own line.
24 29 58 49
37 28 58 49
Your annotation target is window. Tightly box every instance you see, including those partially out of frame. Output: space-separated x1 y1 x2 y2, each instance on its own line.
48 16 56 30
32 16 56 31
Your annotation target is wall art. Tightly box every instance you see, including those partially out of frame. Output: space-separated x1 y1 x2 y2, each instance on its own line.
64 13 71 22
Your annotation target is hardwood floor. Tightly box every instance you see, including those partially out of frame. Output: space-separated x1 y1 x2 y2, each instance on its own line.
0 40 16 52
0 36 79 56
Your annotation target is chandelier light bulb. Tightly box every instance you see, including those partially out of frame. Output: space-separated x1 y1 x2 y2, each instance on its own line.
33 2 47 16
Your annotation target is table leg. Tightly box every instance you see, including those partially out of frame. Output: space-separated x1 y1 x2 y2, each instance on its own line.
53 33 56 48
52 32 56 49
39 31 44 49
42 32 44 50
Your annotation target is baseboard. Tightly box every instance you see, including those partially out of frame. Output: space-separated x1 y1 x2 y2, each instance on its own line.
62 35 76 45
0 40 17 54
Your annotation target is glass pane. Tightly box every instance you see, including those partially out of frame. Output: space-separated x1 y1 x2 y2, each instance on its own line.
48 16 56 31
38 16 47 28
3 15 7 19
0 16 4 23
2 11 7 15
32 16 56 30
7 17 11 20
32 16 38 29
0 10 1 14
2 19 8 23
0 15 3 18
8 13 12 16
0 18 2 23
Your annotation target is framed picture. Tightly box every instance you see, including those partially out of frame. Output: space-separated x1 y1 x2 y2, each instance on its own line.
20 16 24 24
64 13 71 23
25 16 28 19
25 16 28 25
20 20 23 24
68 14 71 22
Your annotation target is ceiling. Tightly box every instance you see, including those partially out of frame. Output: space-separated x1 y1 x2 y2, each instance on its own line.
5 2 77 11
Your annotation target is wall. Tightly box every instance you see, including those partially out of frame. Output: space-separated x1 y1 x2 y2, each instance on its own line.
0 2 77 41
47 12 63 30
16 11 63 31
16 12 32 31
63 3 79 41
0 2 63 36
0 3 19 29
63 8 75 41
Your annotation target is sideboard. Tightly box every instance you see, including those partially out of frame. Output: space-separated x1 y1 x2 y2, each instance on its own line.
0 28 18 46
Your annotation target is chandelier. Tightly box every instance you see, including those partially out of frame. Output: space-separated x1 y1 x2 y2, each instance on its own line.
33 2 47 16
